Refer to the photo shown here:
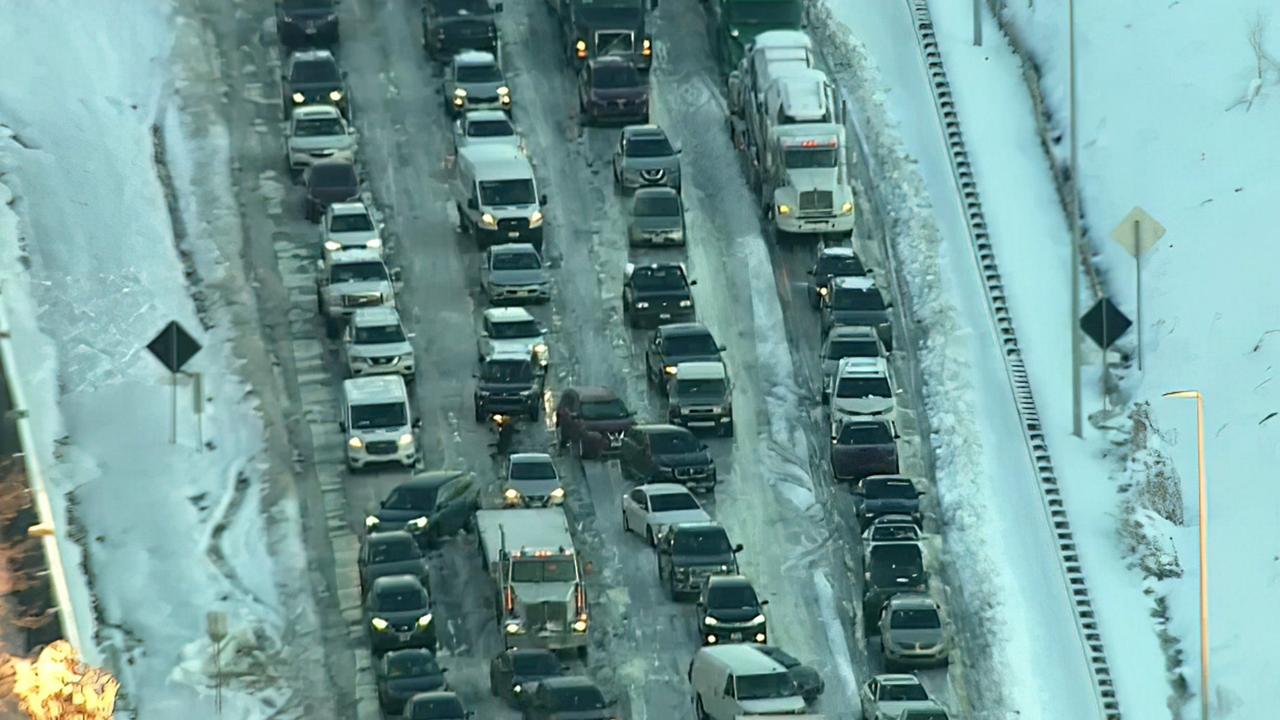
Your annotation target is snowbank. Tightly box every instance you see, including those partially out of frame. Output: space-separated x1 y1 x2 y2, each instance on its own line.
0 1 329 717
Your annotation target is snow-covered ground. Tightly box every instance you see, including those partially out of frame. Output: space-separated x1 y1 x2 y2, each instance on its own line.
0 2 333 717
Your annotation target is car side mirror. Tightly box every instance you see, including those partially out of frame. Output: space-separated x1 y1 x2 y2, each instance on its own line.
688 279 698 286
390 268 403 282
717 344 727 352
406 332 417 339
732 543 744 553
806 269 814 275
699 443 708 451
760 599 770 606
479 331 489 338
539 193 548 205
338 421 347 432
413 418 423 429
467 198 479 210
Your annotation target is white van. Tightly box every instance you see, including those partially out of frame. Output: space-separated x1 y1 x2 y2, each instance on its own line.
451 145 547 253
340 375 419 471
689 645 808 719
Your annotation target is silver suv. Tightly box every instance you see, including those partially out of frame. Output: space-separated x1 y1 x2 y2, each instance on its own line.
613 124 681 193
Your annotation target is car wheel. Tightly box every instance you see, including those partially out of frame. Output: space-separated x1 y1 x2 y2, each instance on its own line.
474 404 485 423
575 438 585 458
622 510 630 532
325 316 339 339
667 574 679 600
529 402 541 421
720 421 734 438
645 526 655 546
695 696 709 720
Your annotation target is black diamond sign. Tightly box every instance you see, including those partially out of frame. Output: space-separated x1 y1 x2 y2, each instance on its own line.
146 320 202 373
1080 297 1132 350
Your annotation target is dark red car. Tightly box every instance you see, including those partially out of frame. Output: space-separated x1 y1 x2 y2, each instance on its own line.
554 387 634 459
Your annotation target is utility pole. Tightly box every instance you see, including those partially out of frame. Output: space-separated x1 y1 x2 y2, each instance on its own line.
1068 0 1083 437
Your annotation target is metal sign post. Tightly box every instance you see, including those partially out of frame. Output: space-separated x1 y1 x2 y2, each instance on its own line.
192 372 205 452
1110 207 1166 371
146 321 202 445
206 611 227 715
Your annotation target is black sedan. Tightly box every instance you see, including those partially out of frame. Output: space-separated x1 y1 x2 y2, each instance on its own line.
521 676 616 720
358 531 430 593
364 575 437 653
282 49 348 119
488 648 563 706
619 424 716 491
753 645 826 703
304 159 359 222
376 649 448 714
364 471 480 548
403 690 469 719
644 323 724 389
622 263 696 329
276 0 338 48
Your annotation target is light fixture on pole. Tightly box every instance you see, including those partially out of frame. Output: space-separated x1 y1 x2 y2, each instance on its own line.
1163 389 1208 720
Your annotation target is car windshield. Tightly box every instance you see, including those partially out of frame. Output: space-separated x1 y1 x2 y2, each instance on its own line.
593 63 642 89
817 254 865 276
547 686 607 710
331 261 387 283
868 480 918 499
735 672 797 701
374 586 427 611
385 485 439 511
648 492 699 513
871 524 918 541
469 119 514 137
290 60 340 84
510 558 577 582
511 652 560 675
294 118 345 137
408 696 464 719
633 194 681 217
330 212 374 232
892 608 941 629
354 324 404 344
835 376 891 398
490 319 540 339
482 359 534 382
832 288 885 311
672 528 731 555
836 423 892 445
456 63 503 83
282 0 333 11
707 584 758 608
385 651 440 678
510 460 557 480
676 378 726 397
491 250 541 270
350 402 407 429
370 538 419 563
869 545 924 582
880 683 930 702
626 136 674 157
631 267 687 291
783 147 838 169
662 332 718 357
479 179 536 206
579 398 628 420
902 712 948 720
826 338 879 359
726 0 803 25
649 431 699 455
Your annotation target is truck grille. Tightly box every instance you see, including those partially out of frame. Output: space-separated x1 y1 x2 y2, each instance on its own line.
365 441 398 455
523 601 568 628
498 218 529 233
344 292 382 307
640 168 666 182
798 190 834 213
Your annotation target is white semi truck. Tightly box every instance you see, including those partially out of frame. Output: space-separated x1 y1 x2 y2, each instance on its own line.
475 507 591 655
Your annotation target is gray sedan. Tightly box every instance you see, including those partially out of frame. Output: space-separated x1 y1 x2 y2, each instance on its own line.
480 243 551 304
613 124 681 192
359 531 430 593
628 187 685 246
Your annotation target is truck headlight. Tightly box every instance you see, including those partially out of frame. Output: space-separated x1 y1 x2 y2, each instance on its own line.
324 240 341 251
777 204 791 215
664 365 677 376
634 301 649 309
642 38 652 56
370 617 389 631
504 488 521 505
366 237 382 249
754 632 767 642
329 90 343 102
398 432 415 447
407 516 429 531
575 40 587 58
729 28 740 38
291 92 305 104
678 299 692 307
818 286 829 297
841 201 854 215
416 613 434 628
497 86 510 96
453 87 467 97
529 210 544 227
703 616 719 626
572 619 588 632
533 343 549 360
480 212 498 229
364 515 380 529
348 436 364 450
550 487 565 503
504 622 523 634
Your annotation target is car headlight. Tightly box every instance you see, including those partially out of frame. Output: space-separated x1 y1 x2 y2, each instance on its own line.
575 40 587 51
371 617 389 631
291 92 305 104
454 87 467 97
398 432 414 447
364 515 380 529
480 212 498 229
777 204 791 215
634 301 649 309
754 632 766 642
550 487 565 503
818 286 829 297
407 516 429 531
841 201 854 215
329 90 343 102
324 240 341 251
416 613 434 628
729 27 740 38
504 487 521 503
348 436 364 450
719 564 731 572
678 299 692 307
366 237 382 249
703 616 719 626
572 619 588 632
497 86 510 96
529 210 543 227
664 365 677 375
749 613 766 624
504 622 523 634
533 343 548 358
513 684 524 694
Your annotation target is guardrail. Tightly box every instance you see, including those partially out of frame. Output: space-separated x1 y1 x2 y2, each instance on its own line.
903 1 1121 718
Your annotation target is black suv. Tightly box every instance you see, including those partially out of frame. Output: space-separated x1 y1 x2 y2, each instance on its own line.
623 263 696 328
696 574 768 645
578 57 649 125
863 541 928 630
644 323 725 388
282 49 348 119
620 424 716 492
422 0 502 61
276 0 339 48
473 353 543 421
304 159 360 222
807 245 867 308
364 471 480 548
854 475 924 527
831 418 900 483
656 522 742 600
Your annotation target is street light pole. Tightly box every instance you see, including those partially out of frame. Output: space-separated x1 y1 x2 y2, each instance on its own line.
1164 389 1209 720
1068 0 1083 437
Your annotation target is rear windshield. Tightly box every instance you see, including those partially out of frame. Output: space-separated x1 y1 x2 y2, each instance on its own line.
826 338 879 360
456 63 503 83
867 480 917 499
835 376 890 398
672 528 731 555
633 193 681 217
331 261 387 283
294 118 345 137
593 63 642 89
631 267 687 291
817 254 865 276
868 545 923 581
308 163 357 188
490 319 540 339
350 402 407 429
369 537 420 563
290 60 340 84
282 0 333 11
330 212 374 232
626 136 674 158
354 324 404 344
648 492 699 513
835 423 892 445
511 652 560 675
648 431 699 455
469 119 514 137
580 398 628 420
385 651 439 678
408 696 464 719
374 586 427 611
735 672 796 701
509 459 557 480
491 250 542 270
832 288 885 311
547 685 607 710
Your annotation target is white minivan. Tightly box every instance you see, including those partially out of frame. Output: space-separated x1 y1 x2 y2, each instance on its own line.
340 375 419 471
451 145 547 253
689 644 809 719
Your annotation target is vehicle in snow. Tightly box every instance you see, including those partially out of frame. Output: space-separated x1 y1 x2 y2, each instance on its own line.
623 262 696 328
422 0 502 61
282 49 348 119
478 307 548 366
859 674 942 720
620 424 717 491
451 110 524 156
375 648 448 715
475 507 590 653
287 104 357 173
863 543 928 629
828 356 901 431
276 0 339 48
488 648 564 706
473 351 544 422
819 325 888 401
808 245 866 307
342 307 415 379
480 243 552 303
621 483 711 545
667 361 734 436
520 676 616 719
443 50 511 116
861 514 921 545
363 574 438 653
340 375 419 471
696 574 768 645
750 645 825 704
364 470 480 547
627 186 685 246
577 56 649 125
656 521 742 600
315 248 400 337
688 644 808 719
853 475 924 527
303 159 360 222
451 145 547 250
554 386 635 458
612 124 682 192
705 0 804 75
402 690 469 719
501 453 565 508
645 322 725 385
829 418 901 483
321 200 383 258
551 0 652 70
878 593 949 670
820 274 894 351
359 530 431 593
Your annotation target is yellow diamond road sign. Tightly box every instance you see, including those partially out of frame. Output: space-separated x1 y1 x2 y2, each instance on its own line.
1110 206 1165 257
